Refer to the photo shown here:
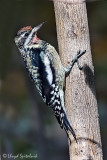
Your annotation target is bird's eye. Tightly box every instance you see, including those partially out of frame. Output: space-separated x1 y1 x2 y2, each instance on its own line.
25 32 29 36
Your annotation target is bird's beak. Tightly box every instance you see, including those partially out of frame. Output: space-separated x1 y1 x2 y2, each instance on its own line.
33 22 46 32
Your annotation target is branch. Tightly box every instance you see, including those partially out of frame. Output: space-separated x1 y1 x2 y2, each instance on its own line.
53 0 103 159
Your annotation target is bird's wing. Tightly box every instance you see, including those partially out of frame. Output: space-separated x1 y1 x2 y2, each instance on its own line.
26 47 56 103
24 47 77 142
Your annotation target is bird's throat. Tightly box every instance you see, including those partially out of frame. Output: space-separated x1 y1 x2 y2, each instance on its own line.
32 35 39 43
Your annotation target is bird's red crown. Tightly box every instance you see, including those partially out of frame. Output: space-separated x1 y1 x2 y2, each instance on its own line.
18 26 32 34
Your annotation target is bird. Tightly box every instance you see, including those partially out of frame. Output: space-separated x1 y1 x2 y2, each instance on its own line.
14 22 86 144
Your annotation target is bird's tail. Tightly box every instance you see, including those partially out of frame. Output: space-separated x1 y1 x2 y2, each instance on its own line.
63 114 77 144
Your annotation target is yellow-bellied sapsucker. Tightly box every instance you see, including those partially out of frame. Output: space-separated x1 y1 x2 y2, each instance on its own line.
14 22 86 144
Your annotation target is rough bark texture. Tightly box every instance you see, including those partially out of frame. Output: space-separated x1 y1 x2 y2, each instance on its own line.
53 0 103 159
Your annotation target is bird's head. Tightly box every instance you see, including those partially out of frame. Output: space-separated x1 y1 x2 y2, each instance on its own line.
14 26 32 49
14 22 45 49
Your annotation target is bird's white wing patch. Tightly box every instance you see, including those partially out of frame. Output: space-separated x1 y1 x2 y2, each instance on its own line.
40 51 53 85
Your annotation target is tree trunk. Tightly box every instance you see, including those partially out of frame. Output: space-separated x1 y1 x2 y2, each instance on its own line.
53 0 103 159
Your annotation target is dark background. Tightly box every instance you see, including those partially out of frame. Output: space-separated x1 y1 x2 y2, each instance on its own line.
0 0 107 160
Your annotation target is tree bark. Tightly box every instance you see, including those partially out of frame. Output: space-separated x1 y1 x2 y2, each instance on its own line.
53 0 103 159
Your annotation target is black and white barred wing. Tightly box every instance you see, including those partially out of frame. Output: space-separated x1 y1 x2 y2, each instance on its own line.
30 49 67 130
27 48 64 111
48 83 77 142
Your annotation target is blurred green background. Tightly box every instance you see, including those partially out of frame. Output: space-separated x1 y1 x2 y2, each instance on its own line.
0 0 107 159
